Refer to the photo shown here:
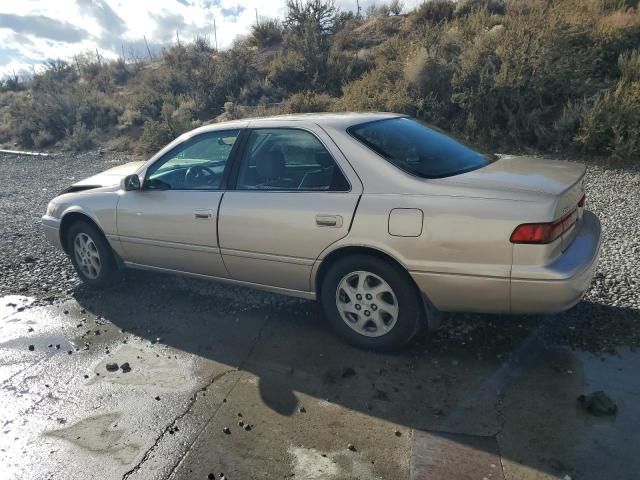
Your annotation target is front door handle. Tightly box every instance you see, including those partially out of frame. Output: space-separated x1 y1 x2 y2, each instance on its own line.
194 209 214 220
316 214 342 228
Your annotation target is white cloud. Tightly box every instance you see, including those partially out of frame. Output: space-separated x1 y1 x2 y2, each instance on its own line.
0 0 403 77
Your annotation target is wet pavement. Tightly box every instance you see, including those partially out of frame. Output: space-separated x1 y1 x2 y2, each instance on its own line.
2 271 640 480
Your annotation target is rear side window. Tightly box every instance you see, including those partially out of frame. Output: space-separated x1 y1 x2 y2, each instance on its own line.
348 118 493 179
236 128 350 191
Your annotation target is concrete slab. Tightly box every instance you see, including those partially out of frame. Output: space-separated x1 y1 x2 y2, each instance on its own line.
2 273 640 480
411 431 505 480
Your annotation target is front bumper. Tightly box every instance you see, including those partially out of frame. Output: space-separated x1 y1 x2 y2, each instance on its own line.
42 215 63 251
510 210 602 314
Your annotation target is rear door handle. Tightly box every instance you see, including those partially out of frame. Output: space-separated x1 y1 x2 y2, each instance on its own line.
194 209 214 220
316 215 342 228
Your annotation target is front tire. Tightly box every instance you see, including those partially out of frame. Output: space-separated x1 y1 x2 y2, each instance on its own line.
320 254 424 350
67 220 119 288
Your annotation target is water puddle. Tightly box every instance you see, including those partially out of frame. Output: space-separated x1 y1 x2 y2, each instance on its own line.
91 344 196 390
45 412 141 465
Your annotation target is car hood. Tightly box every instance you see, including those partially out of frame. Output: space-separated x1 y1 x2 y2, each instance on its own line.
439 155 586 196
65 161 146 192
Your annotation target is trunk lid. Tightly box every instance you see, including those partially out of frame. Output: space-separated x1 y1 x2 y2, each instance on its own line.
445 155 585 196
441 155 586 251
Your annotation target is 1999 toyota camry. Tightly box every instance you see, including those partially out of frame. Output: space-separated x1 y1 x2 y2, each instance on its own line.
42 113 601 350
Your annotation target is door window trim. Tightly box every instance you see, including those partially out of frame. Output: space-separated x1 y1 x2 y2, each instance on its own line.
142 129 246 192
226 126 352 193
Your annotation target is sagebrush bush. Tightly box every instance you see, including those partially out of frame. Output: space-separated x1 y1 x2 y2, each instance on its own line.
283 91 335 113
251 19 284 47
414 0 455 24
1 0 639 162
65 122 95 152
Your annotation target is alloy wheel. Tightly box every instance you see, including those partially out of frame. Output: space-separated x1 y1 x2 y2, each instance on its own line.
335 270 399 337
73 232 101 280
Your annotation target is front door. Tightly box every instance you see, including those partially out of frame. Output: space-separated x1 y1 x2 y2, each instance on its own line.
117 129 240 277
218 125 362 292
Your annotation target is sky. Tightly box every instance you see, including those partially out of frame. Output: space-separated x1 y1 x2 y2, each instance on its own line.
0 0 405 78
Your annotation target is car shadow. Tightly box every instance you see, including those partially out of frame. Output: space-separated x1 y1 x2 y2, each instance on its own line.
72 269 640 479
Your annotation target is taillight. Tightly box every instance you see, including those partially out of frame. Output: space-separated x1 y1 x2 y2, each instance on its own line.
510 208 579 244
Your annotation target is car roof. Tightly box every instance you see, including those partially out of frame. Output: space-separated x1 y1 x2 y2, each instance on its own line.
198 112 404 133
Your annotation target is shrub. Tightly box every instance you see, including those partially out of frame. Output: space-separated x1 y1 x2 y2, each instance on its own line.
137 120 172 154
65 122 94 152
570 51 640 159
283 91 335 112
336 64 415 113
251 19 284 47
415 0 455 25
454 0 506 18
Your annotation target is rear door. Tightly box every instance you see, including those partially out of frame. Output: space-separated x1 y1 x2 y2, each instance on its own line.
218 121 362 292
116 129 241 277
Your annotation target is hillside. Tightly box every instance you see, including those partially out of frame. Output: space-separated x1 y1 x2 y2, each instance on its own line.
0 0 639 161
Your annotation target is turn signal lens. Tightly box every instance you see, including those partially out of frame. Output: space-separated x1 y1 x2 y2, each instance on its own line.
510 208 579 244
510 220 564 244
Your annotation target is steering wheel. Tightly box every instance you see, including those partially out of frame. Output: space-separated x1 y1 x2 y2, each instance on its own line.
185 165 217 186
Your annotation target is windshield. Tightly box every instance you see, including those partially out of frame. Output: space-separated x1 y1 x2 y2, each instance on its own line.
348 117 494 179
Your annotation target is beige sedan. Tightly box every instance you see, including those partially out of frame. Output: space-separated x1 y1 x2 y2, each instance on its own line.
42 113 601 349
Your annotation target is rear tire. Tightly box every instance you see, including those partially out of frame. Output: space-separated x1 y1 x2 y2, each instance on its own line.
67 220 119 289
320 254 424 350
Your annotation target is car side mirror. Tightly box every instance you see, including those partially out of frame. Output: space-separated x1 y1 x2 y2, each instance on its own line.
122 174 141 191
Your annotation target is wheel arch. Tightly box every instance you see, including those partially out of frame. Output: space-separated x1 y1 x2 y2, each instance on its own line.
59 211 107 255
314 245 415 299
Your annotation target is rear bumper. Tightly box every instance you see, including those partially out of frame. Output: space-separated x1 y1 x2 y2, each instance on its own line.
510 210 601 314
42 215 63 251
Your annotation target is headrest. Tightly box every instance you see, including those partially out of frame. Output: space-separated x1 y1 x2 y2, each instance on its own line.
256 151 285 180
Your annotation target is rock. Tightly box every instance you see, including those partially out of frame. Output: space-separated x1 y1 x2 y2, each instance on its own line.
394 430 401 437
55 344 60 349
299 406 306 413
341 367 356 379
578 391 617 416
238 420 244 427
23 255 37 263
28 345 34 351
208 474 215 480
120 362 131 373
347 443 357 452
155 396 161 401
243 424 252 431
373 390 389 401
27 327 34 332
223 427 231 434
106 363 119 372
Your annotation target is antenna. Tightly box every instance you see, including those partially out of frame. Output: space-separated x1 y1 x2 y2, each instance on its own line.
143 35 153 60
213 16 218 51
255 8 259 26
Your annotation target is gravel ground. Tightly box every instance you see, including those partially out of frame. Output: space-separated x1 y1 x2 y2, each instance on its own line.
1 151 638 354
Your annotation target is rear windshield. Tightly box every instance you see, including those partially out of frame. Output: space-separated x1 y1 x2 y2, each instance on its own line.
348 117 494 179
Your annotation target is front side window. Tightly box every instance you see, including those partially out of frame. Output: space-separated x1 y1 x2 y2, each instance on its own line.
145 130 239 190
236 129 349 191
348 118 494 179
